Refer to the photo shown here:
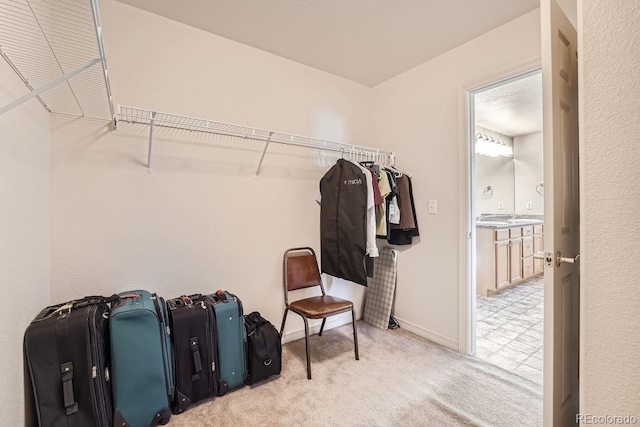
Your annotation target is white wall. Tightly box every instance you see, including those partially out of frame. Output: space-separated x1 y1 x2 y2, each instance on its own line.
475 126 515 215
51 0 374 338
578 0 640 417
371 10 541 347
514 132 543 214
0 61 51 425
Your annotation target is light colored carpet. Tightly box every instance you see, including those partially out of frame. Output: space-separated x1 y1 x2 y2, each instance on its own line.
167 321 542 427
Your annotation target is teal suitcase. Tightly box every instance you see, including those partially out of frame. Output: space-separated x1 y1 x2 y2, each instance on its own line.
110 290 174 427
209 290 247 394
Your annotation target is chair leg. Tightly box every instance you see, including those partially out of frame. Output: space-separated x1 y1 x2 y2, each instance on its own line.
318 318 327 336
302 316 312 379
280 308 289 336
352 307 359 361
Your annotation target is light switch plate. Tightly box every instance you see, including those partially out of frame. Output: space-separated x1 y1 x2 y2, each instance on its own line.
428 199 437 214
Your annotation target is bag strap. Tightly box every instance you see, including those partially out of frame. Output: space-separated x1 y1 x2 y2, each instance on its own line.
119 293 141 299
55 315 78 416
190 337 202 381
73 294 119 309
244 311 268 333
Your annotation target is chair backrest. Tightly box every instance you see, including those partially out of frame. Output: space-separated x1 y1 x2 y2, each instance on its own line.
283 248 325 305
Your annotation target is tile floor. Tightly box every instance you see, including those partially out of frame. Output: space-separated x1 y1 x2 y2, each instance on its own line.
475 275 544 385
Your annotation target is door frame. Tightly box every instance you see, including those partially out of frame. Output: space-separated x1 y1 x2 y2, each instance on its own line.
458 57 541 356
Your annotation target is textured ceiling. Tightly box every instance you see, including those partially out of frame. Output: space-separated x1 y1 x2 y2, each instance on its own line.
475 72 542 137
115 0 539 87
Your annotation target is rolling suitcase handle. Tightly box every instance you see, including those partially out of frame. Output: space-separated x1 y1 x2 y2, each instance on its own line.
214 290 228 303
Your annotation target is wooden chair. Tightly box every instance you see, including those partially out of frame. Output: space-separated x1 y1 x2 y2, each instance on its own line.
280 247 359 379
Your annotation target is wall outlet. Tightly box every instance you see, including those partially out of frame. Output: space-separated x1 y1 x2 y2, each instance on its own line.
498 202 504 210
526 202 533 210
428 199 438 214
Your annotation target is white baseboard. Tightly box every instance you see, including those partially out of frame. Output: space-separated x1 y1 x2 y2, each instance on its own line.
394 316 459 351
281 312 352 344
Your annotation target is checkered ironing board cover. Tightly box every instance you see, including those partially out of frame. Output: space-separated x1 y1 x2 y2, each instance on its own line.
363 248 398 330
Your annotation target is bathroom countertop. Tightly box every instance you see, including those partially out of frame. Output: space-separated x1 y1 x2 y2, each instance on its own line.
476 219 544 229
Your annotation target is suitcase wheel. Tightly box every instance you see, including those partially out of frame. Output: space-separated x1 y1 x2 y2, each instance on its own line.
158 409 171 425
155 408 171 426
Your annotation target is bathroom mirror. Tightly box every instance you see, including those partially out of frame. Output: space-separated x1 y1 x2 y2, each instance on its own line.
474 72 543 216
474 128 543 215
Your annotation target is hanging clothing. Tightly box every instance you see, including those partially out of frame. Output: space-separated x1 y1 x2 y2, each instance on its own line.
363 167 383 205
319 159 369 286
389 174 420 245
385 170 401 225
350 160 378 258
375 172 392 237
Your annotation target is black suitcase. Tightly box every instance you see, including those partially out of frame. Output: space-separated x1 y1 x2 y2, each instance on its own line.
167 294 219 414
244 311 282 385
24 295 116 427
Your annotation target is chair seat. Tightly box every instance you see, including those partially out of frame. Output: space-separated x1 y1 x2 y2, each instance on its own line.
290 295 353 317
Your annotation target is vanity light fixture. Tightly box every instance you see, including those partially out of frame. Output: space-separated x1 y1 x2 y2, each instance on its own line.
475 133 513 158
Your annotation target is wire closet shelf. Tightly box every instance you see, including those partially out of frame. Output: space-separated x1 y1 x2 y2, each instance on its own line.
117 105 397 176
0 0 115 122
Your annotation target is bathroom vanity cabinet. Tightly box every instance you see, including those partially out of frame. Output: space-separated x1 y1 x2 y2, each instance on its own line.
533 225 544 274
476 222 544 296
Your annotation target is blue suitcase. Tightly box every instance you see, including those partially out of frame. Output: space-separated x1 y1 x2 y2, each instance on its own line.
209 290 247 394
110 290 174 427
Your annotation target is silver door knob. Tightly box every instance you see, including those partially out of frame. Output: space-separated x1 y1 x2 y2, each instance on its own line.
556 252 580 267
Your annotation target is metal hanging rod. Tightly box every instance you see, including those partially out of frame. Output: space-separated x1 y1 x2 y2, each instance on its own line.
117 105 397 176
0 0 115 123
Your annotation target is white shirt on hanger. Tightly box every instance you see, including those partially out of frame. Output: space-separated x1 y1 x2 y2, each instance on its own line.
351 160 378 257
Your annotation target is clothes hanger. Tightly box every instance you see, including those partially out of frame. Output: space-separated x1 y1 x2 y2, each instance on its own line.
382 154 411 178
389 164 411 178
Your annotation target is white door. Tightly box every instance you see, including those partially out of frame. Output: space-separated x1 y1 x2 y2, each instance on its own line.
541 0 580 425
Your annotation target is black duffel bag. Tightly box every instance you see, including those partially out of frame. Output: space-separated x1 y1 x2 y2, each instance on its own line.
244 311 282 385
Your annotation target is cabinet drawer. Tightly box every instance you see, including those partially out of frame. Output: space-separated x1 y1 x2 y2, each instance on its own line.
509 227 522 238
496 229 510 241
534 225 543 235
523 256 534 279
534 258 544 274
522 226 534 236
522 236 534 257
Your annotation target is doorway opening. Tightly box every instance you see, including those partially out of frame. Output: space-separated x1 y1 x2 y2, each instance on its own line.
468 69 544 385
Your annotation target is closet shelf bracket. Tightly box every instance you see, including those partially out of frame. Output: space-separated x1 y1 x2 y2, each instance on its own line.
146 111 157 173
255 132 274 178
